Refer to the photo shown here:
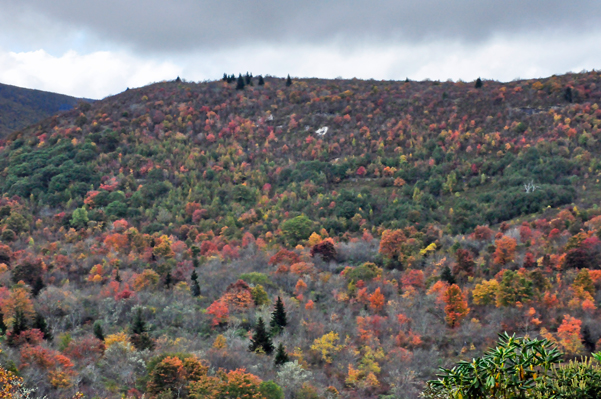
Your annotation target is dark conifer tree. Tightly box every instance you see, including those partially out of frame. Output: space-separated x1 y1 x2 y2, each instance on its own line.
222 73 228 81
32 276 45 297
7 309 27 347
191 269 201 297
245 72 252 85
93 320 104 341
440 266 456 285
475 77 483 88
270 296 288 334
0 309 6 335
236 74 246 90
33 313 52 341
258 75 265 86
286 75 292 87
274 342 290 366
249 317 274 354
164 271 172 289
175 76 182 83
130 307 154 351
582 325 596 353
131 307 146 335
564 87 573 103
115 269 122 282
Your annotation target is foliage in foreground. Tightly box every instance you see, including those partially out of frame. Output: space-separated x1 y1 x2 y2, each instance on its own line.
423 333 601 399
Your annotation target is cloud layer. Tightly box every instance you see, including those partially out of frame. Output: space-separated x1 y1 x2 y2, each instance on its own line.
3 0 601 53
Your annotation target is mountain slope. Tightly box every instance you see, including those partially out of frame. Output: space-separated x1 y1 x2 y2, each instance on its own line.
2 73 601 397
0 82 92 137
1 73 599 237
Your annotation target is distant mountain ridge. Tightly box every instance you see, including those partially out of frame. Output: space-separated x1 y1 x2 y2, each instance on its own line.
0 82 93 137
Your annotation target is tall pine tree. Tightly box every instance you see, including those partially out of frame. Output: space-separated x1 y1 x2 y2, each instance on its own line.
236 74 246 90
130 307 154 351
7 309 27 347
274 342 290 366
440 266 456 285
32 276 45 297
258 75 265 86
286 75 292 87
33 313 52 341
93 320 104 341
0 309 6 335
164 271 172 289
249 317 274 355
191 270 201 297
270 296 287 335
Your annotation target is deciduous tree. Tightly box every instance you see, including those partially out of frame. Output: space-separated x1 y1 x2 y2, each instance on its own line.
443 284 469 328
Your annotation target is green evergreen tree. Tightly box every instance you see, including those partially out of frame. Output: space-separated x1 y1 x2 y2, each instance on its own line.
222 73 228 82
0 309 6 335
32 276 45 297
236 74 246 90
286 75 292 87
245 72 252 85
274 342 290 366
475 77 483 88
258 75 265 86
130 307 154 351
115 269 122 282
33 313 52 341
249 317 274 355
164 271 172 289
7 309 27 347
93 320 104 341
131 307 146 335
270 296 288 334
582 325 596 353
565 86 573 103
440 266 456 285
191 269 201 297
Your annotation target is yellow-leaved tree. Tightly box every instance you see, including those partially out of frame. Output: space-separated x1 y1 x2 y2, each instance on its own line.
311 332 343 363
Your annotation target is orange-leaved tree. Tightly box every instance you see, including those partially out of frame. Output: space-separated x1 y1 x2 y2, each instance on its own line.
368 288 386 312
493 236 517 265
207 300 229 327
188 368 264 399
557 314 584 356
379 229 406 260
443 284 469 328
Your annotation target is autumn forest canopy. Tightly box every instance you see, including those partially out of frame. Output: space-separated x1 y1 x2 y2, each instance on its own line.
2 72 601 398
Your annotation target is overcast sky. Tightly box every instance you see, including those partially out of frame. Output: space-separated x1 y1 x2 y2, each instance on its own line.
1 0 601 99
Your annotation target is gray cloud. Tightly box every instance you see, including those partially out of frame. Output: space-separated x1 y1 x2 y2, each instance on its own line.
2 0 601 54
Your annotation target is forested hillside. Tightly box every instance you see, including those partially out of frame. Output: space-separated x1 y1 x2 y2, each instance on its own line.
2 72 601 398
0 82 89 138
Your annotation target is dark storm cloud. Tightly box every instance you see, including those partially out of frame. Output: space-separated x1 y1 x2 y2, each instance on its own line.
3 0 601 53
